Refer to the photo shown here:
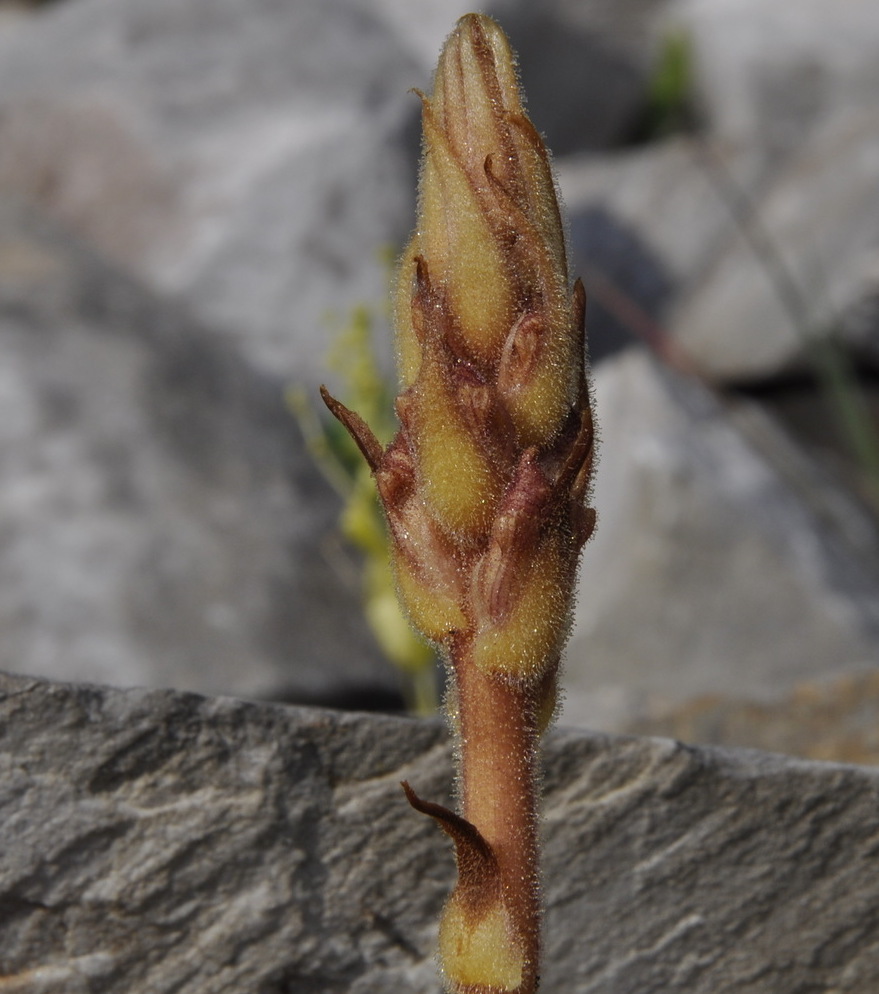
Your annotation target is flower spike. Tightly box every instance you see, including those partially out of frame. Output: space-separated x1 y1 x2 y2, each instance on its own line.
321 14 595 992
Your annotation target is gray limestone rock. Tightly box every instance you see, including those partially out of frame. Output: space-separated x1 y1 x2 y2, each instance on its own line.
0 198 397 706
556 0 879 380
1 0 877 742
668 110 879 380
0 0 422 378
565 350 879 732
559 118 879 381
3 668 879 992
668 0 879 155
0 0 663 381
662 0 879 378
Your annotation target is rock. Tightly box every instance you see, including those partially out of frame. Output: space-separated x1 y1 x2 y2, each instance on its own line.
566 200 677 364
0 0 666 382
629 668 879 766
559 114 879 380
484 0 674 156
556 0 879 380
557 139 758 322
3 668 879 992
668 0 879 155
0 198 398 706
0 0 422 378
661 0 879 378
564 349 879 732
668 109 879 380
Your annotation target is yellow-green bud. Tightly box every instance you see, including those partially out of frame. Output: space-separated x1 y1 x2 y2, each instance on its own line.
396 13 581 453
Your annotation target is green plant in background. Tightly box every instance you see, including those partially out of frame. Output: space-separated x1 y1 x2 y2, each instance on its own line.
288 305 437 715
642 28 697 140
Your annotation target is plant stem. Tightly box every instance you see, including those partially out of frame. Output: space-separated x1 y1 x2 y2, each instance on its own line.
455 649 541 991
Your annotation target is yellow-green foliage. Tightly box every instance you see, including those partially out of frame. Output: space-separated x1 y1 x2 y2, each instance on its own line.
288 305 436 714
644 29 695 138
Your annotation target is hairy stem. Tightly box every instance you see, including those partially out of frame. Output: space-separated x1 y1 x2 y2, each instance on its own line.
455 651 541 991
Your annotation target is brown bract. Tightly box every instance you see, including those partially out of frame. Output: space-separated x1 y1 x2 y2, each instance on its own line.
322 13 594 993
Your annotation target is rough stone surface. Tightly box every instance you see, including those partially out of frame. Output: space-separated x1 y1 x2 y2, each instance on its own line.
668 109 879 380
3 193 877 730
4 669 879 993
564 350 879 731
0 198 397 707
672 0 879 378
0 0 421 378
629 667 879 767
554 0 879 379
668 0 879 154
0 0 663 379
559 117 879 380
0 0 877 740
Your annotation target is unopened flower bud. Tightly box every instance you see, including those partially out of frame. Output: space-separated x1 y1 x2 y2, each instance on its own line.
396 12 582 455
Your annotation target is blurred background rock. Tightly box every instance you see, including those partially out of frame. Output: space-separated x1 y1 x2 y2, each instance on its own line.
0 0 877 756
